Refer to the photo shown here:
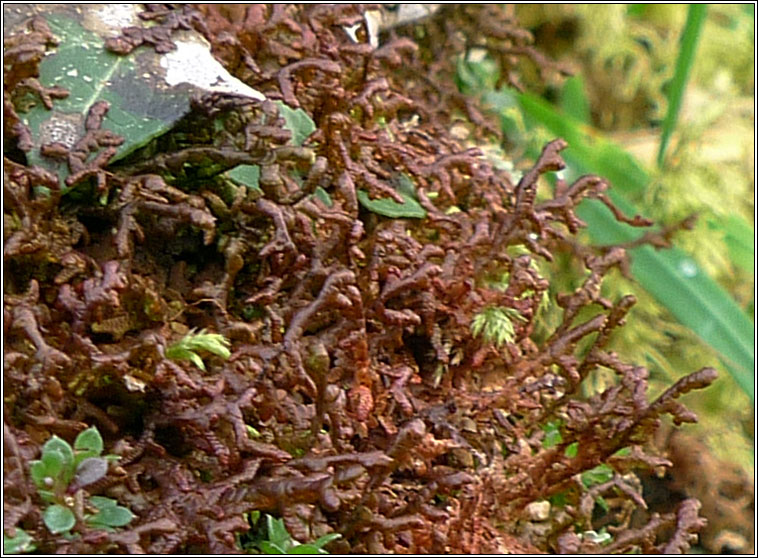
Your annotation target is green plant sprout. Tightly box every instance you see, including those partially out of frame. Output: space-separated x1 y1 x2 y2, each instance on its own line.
241 512 341 555
28 427 133 535
165 329 231 371
3 529 35 554
471 306 526 347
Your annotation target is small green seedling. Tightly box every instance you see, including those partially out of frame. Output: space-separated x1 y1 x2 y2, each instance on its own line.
471 306 526 347
3 528 35 554
243 513 341 555
29 427 133 535
165 329 231 371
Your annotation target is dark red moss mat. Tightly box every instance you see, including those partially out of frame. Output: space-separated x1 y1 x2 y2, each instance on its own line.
4 4 720 553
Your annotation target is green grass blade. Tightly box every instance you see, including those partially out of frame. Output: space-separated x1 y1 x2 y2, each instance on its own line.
629 245 754 402
657 5 708 168
518 93 648 197
708 215 755 274
559 75 591 124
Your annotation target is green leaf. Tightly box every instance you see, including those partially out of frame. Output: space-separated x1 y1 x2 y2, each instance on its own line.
581 464 614 488
626 4 649 18
310 533 342 549
266 516 294 550
259 541 287 554
38 491 56 504
41 436 75 483
43 504 76 534
166 329 231 371
87 504 134 528
564 442 579 458
357 174 427 219
74 427 103 456
165 346 201 369
30 450 65 490
227 164 263 193
42 436 74 466
595 495 609 512
657 5 708 167
181 330 231 359
187 352 206 372
275 101 316 146
19 6 264 188
29 460 47 488
313 187 333 207
289 544 328 554
23 11 173 183
89 496 118 510
471 307 520 347
542 421 563 449
4 529 35 554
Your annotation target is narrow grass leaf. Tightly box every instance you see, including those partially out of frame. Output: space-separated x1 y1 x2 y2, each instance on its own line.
267 516 293 549
657 5 707 168
559 75 591 124
629 244 754 401
708 215 755 274
517 92 649 198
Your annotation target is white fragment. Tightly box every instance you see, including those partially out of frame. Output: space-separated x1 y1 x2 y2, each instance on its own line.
679 259 698 278
343 22 362 44
525 500 551 521
160 32 265 100
364 10 381 49
123 374 146 392
83 4 142 38
66 68 78 77
379 4 441 31
39 115 80 148
582 530 612 544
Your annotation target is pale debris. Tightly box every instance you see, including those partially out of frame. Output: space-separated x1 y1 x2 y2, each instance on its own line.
160 31 265 101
